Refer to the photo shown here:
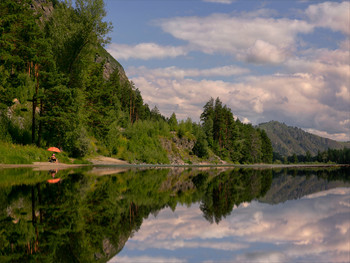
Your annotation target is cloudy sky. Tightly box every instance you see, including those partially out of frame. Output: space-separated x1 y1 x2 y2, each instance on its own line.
105 0 350 141
110 187 350 262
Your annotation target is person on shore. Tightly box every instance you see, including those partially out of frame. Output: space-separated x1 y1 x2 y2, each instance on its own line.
49 153 57 163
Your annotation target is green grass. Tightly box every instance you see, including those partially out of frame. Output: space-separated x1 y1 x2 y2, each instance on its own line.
72 158 92 164
0 141 71 164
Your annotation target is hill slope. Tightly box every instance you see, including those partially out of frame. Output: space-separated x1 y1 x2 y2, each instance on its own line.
258 121 350 156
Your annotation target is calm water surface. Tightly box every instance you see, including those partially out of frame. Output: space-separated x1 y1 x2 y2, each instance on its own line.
0 166 349 262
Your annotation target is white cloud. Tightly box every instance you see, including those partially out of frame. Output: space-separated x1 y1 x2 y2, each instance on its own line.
245 40 287 64
112 188 350 263
306 1 350 34
107 43 187 60
157 14 313 64
304 129 350 142
128 55 350 141
127 65 249 79
106 4 349 140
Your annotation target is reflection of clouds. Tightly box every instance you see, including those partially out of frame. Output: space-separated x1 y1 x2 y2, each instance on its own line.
127 239 248 252
109 255 187 263
111 188 350 262
304 187 350 198
131 205 232 242
236 251 287 263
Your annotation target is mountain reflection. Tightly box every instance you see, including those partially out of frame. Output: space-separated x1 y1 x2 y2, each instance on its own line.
0 167 348 262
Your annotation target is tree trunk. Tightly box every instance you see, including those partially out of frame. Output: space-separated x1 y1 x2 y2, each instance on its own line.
37 98 43 147
32 95 36 144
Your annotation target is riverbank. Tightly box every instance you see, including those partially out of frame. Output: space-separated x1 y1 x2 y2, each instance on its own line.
0 155 348 171
0 156 129 171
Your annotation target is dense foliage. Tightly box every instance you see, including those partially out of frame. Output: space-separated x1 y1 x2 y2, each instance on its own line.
200 97 273 163
273 148 350 164
0 0 274 164
0 0 156 159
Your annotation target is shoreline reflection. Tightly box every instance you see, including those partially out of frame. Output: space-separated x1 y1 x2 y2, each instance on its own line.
0 167 348 262
112 187 350 263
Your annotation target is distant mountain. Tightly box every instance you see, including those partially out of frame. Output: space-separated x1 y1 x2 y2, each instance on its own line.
258 170 350 205
258 121 350 156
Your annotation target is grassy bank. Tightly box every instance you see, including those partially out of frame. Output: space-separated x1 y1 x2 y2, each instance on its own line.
0 142 71 164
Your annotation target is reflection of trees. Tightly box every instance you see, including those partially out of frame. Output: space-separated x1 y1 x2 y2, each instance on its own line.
199 169 272 224
1 167 348 262
259 167 350 204
0 168 271 261
0 171 90 262
1 168 187 262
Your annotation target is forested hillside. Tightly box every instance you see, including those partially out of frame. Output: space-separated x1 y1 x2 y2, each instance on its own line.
0 0 272 164
258 121 350 157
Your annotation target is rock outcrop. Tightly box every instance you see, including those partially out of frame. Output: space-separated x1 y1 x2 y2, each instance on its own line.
160 132 225 165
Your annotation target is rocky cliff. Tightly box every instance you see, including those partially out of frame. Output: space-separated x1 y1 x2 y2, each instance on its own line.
160 132 225 165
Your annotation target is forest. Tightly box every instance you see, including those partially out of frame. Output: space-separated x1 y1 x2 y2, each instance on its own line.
0 0 273 164
273 148 350 164
0 167 274 261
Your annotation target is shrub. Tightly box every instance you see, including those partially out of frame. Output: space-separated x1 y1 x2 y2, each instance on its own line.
192 137 209 158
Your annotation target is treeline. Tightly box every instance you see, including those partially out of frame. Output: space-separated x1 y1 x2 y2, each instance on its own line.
274 148 350 164
0 0 273 163
198 97 273 163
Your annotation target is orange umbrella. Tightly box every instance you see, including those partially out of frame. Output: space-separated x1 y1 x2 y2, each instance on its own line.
47 147 61 153
47 178 61 184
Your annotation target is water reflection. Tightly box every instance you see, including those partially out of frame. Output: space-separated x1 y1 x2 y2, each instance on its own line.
113 187 350 263
0 166 348 262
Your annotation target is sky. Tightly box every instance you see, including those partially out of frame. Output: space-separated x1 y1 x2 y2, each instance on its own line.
104 0 350 141
110 187 350 262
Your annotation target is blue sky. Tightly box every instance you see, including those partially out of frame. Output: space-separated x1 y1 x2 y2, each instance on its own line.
104 0 350 141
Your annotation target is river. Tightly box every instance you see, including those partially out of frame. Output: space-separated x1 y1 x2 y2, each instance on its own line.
0 166 349 262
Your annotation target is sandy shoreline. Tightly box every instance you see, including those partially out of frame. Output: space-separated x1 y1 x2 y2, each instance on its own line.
0 156 348 172
0 162 90 170
0 156 130 171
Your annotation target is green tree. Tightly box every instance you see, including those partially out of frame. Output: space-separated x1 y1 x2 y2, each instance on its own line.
292 153 298 163
200 97 214 124
45 0 112 86
0 0 54 146
168 112 178 131
40 0 112 156
305 151 312 162
260 129 273 163
192 130 209 158
199 97 273 164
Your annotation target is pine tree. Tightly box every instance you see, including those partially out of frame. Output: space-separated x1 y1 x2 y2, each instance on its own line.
260 129 273 163
168 112 178 131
